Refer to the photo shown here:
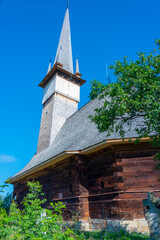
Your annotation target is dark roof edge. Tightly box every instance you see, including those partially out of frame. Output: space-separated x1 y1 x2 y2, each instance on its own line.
10 137 150 183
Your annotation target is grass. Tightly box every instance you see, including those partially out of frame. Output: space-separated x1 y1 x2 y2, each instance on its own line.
76 230 150 240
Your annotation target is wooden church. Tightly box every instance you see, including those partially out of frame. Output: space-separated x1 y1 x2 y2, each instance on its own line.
11 5 160 232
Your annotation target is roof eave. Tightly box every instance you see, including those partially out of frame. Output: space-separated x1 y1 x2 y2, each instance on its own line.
10 137 150 183
10 151 80 183
39 63 86 88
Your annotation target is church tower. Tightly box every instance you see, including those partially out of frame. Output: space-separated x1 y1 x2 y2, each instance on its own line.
37 6 86 152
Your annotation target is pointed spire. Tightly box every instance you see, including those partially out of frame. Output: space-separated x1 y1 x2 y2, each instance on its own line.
67 0 69 9
76 57 80 73
47 59 51 74
106 64 111 84
54 7 73 73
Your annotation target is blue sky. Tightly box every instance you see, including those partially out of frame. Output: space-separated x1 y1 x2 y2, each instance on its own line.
0 0 160 194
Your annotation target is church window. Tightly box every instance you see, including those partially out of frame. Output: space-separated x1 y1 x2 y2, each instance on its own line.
101 181 105 189
59 193 63 199
48 178 52 184
46 191 51 198
101 208 105 219
69 184 73 193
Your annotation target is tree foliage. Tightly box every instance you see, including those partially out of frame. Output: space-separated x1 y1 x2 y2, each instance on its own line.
89 39 160 159
0 181 149 239
0 193 12 214
0 179 10 193
0 179 12 214
0 181 78 240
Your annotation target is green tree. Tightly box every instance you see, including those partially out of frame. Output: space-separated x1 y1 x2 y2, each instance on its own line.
0 193 12 214
0 179 12 214
0 181 78 240
89 39 160 163
0 179 10 193
0 181 149 239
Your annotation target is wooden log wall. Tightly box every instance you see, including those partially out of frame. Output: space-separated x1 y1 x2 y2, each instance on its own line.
13 142 160 221
13 157 80 219
87 142 160 220
13 155 90 220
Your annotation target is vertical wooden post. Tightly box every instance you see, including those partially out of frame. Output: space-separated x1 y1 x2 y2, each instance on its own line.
75 155 89 220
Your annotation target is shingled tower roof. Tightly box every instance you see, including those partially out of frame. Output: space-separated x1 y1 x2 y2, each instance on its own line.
54 7 73 73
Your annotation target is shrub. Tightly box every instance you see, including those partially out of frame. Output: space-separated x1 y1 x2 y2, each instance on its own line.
0 181 78 239
0 181 150 239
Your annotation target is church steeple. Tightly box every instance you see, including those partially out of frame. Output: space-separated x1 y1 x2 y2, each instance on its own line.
37 4 86 153
54 7 73 73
